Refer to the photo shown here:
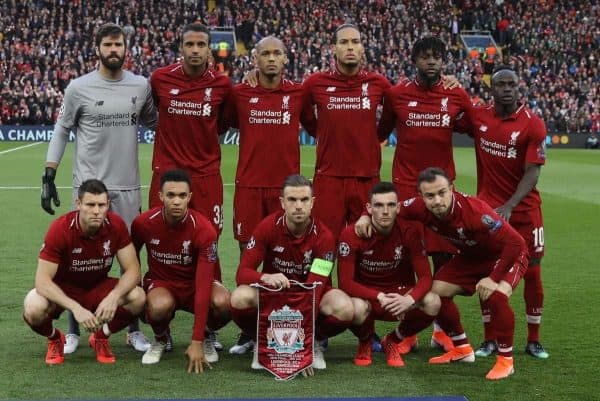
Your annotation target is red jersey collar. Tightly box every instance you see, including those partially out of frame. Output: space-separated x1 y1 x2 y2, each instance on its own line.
492 103 525 120
332 65 366 81
413 76 442 89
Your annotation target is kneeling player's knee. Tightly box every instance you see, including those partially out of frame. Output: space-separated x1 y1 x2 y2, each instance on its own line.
23 289 49 324
125 286 146 314
146 290 175 320
321 291 354 321
230 286 256 309
211 289 231 315
351 298 371 324
421 292 441 316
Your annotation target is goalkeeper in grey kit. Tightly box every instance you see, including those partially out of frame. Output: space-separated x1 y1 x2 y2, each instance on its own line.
41 23 157 354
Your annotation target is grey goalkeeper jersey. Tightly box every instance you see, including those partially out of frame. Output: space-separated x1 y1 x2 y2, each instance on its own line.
47 70 157 190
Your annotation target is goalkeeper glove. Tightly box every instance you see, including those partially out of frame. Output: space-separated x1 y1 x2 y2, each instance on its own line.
41 167 60 215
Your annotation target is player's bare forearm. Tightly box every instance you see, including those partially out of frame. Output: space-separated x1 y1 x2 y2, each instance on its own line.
113 244 142 298
502 163 541 214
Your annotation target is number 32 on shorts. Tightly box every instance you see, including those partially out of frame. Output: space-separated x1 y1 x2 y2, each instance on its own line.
213 204 224 230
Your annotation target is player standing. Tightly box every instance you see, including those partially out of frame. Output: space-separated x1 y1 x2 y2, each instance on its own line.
25 180 146 364
42 23 156 354
462 66 549 359
376 36 473 350
149 22 233 351
132 170 231 371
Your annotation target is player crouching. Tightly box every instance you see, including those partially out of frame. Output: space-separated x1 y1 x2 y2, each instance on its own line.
23 179 146 364
340 182 440 367
132 170 231 373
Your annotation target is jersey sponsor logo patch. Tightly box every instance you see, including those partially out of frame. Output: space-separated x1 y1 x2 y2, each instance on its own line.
282 95 290 109
440 97 448 112
204 88 212 102
361 83 369 97
394 246 403 260
537 140 547 160
182 240 191 255
247 236 256 250
509 131 521 145
338 242 351 257
403 197 416 207
103 240 111 256
482 214 503 232
208 241 218 262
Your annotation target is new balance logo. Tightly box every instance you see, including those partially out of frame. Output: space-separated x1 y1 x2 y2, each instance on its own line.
150 239 160 245
480 125 488 132
169 88 180 95
326 86 336 92
408 101 418 107
273 246 285 253
72 248 82 254
249 97 259 103
363 250 374 255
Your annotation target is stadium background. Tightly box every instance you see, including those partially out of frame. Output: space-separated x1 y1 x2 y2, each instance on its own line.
0 1 599 400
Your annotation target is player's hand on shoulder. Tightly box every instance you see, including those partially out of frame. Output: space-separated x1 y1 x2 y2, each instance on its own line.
242 69 259 87
41 167 60 215
441 74 462 90
261 273 290 289
495 204 513 221
354 215 373 238
186 340 211 374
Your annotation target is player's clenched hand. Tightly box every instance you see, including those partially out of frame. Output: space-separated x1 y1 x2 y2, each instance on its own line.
72 305 101 332
95 290 120 323
476 277 498 301
241 69 259 87
186 341 211 374
41 167 60 215
354 215 373 238
261 273 290 289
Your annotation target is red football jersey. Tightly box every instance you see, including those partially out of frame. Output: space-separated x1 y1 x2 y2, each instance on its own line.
337 219 431 303
236 212 336 285
303 68 391 177
400 192 527 282
378 79 472 196
39 211 131 289
225 80 316 187
131 207 218 341
150 64 232 177
467 104 546 212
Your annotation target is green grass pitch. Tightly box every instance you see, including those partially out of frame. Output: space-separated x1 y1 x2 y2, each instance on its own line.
0 141 598 400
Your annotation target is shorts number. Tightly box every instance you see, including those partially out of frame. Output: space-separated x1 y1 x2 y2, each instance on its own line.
213 204 224 230
532 227 544 247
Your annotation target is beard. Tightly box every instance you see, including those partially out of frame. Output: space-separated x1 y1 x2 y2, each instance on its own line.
99 53 125 71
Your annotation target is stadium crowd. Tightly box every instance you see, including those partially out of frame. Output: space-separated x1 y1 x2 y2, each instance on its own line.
1 0 598 133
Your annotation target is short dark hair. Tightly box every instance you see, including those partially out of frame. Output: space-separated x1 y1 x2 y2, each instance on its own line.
181 23 211 44
369 181 398 201
160 169 191 190
78 179 108 199
95 23 125 47
417 167 451 188
333 23 360 43
411 36 447 63
281 174 312 195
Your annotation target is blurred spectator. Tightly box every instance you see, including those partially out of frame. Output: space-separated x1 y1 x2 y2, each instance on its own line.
0 0 597 131
585 133 599 149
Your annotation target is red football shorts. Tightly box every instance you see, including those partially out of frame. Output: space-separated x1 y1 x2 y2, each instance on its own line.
49 278 119 319
143 278 196 313
434 254 527 295
149 172 224 235
312 174 379 239
510 207 545 260
395 183 457 255
233 186 282 243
